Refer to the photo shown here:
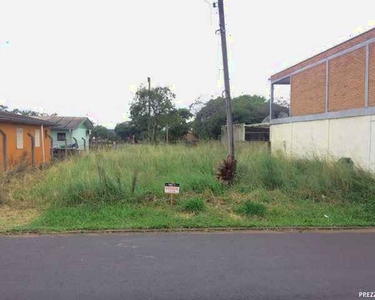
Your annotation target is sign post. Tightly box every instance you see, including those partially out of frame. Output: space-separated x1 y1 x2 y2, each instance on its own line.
164 183 180 206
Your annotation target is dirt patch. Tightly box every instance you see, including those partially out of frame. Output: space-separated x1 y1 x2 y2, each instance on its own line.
229 213 243 221
0 206 40 231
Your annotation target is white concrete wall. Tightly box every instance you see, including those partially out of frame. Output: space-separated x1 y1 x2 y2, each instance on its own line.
271 115 375 171
221 124 245 144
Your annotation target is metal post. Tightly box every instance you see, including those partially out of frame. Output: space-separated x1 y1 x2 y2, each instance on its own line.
148 77 152 143
41 124 45 163
72 137 78 150
0 130 7 172
27 133 35 168
82 138 86 151
65 138 68 158
47 135 54 160
218 0 235 160
270 83 274 121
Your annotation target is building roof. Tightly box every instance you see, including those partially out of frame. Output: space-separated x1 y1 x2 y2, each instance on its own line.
271 27 375 83
36 116 94 131
0 111 56 126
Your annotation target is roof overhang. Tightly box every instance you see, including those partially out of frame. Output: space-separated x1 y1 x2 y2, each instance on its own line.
0 112 56 126
270 27 375 83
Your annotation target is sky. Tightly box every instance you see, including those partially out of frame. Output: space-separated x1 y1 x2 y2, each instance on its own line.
0 0 375 128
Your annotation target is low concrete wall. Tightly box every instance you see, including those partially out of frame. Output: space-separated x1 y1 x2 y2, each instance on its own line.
271 115 375 171
221 124 245 145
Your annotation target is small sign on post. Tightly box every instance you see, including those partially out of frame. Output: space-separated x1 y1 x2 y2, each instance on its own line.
165 183 180 206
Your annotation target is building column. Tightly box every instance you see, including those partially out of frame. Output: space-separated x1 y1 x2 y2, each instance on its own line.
270 83 274 122
326 60 330 113
365 43 370 108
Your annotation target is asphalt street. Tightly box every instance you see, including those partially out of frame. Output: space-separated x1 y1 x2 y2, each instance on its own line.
1 231 375 300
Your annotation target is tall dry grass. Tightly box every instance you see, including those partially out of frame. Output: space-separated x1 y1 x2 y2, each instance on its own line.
5 142 375 209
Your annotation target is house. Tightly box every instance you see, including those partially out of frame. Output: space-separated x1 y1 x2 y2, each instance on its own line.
0 111 54 171
269 27 375 171
37 116 94 151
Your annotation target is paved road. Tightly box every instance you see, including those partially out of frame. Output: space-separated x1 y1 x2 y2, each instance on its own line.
1 231 375 300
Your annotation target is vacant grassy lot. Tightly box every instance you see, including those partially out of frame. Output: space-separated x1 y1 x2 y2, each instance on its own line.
1 142 375 232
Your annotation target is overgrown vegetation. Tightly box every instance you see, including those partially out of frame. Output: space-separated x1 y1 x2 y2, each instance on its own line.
180 198 206 213
1 142 375 232
237 201 267 217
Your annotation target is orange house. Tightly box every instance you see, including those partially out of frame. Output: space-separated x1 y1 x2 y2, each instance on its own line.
0 111 55 171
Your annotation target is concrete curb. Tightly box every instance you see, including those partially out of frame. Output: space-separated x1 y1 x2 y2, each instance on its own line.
2 226 375 236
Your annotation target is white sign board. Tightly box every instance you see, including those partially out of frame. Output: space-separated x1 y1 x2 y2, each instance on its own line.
165 183 180 194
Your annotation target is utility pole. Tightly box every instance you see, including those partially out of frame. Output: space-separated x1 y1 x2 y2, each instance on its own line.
216 0 235 160
147 77 152 143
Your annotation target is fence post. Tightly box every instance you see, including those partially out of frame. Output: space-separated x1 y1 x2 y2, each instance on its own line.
0 130 7 172
27 133 35 168
47 134 54 160
72 137 78 149
65 138 68 158
82 138 86 152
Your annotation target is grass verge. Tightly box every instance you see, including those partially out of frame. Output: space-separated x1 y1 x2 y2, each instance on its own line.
1 142 375 232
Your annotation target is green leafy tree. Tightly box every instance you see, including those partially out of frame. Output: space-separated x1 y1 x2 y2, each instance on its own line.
193 95 288 139
92 125 110 140
11 108 41 116
115 121 141 141
130 86 177 143
0 106 57 117
167 108 194 141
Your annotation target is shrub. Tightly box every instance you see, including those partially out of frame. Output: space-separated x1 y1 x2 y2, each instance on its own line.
181 198 205 213
237 201 267 217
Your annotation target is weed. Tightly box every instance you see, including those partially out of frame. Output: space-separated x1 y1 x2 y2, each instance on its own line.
237 201 267 217
181 198 206 213
2 142 375 231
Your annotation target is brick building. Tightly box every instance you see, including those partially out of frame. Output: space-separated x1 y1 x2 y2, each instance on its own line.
269 28 375 171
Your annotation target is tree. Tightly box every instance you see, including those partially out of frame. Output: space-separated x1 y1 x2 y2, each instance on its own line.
167 108 194 142
130 86 177 143
92 125 110 141
193 94 289 139
10 108 41 116
0 105 58 117
115 121 141 141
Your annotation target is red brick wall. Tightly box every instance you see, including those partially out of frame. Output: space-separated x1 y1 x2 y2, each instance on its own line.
271 28 375 82
369 43 375 107
291 63 326 116
328 47 366 112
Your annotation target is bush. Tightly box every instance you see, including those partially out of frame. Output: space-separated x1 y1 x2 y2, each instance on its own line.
237 201 267 217
181 198 205 213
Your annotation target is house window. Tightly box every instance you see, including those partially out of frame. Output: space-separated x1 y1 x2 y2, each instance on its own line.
57 132 66 141
16 128 23 149
35 129 41 147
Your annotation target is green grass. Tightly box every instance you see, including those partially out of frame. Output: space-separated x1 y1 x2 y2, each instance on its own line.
2 142 375 232
236 201 267 217
180 198 206 213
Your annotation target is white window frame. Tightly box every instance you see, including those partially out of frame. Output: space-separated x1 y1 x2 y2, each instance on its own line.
35 129 41 148
16 128 23 149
